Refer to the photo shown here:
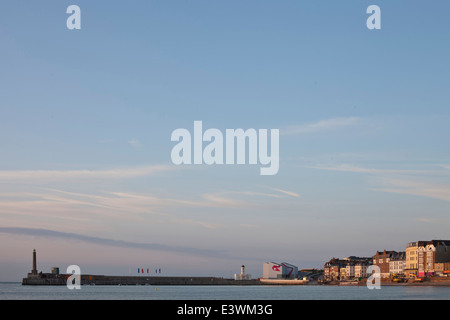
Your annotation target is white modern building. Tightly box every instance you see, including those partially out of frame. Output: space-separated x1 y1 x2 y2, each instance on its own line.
263 262 298 279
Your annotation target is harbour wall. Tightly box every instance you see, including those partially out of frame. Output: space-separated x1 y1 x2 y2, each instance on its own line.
22 274 285 286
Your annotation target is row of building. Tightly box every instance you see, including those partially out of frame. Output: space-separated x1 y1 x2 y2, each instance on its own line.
323 240 450 280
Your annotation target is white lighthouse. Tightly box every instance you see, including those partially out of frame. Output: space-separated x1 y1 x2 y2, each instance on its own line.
234 265 252 280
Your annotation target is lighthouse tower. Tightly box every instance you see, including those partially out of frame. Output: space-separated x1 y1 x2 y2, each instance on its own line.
32 249 37 275
26 249 40 279
234 264 252 280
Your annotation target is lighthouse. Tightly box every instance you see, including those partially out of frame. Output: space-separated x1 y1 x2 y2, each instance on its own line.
26 249 40 279
32 249 37 275
234 264 251 280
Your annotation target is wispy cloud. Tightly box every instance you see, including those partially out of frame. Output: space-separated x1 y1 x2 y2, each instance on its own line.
373 178 450 202
266 187 300 198
310 163 450 203
218 186 301 199
282 117 361 136
0 165 175 182
0 187 277 231
416 217 437 223
309 164 432 175
128 139 142 149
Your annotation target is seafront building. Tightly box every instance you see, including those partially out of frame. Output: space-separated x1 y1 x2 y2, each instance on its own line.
417 240 450 277
345 264 355 279
323 257 371 280
323 258 345 280
373 250 405 278
339 267 347 279
435 263 450 276
405 241 427 277
324 240 450 281
354 262 370 278
404 240 450 277
389 254 406 276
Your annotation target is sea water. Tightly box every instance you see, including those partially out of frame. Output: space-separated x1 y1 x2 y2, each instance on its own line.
1 282 450 300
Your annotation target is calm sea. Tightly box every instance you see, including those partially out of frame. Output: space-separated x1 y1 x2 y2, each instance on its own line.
1 282 450 300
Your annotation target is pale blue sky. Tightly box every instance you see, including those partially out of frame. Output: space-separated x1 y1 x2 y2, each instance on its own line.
1 1 450 281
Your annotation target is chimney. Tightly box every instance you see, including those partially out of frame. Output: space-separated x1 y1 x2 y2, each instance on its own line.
32 249 37 275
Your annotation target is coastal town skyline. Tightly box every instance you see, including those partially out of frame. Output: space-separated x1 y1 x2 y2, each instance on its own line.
1 1 450 282
14 237 450 284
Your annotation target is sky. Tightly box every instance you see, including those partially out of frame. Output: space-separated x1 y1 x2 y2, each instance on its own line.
1 1 450 281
